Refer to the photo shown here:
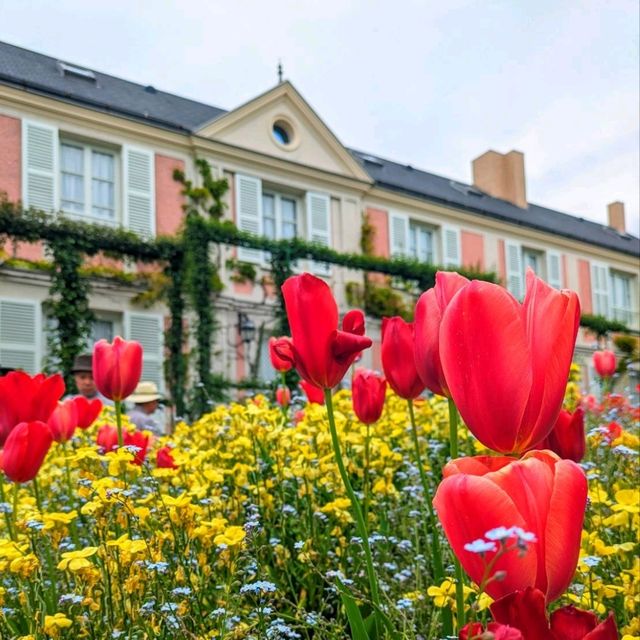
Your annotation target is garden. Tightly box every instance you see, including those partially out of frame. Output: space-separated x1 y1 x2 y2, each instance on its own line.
0 269 637 640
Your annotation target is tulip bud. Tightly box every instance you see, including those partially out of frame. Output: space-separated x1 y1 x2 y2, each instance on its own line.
156 446 177 469
73 396 103 429
269 337 293 373
2 421 53 483
276 386 291 408
124 430 149 465
92 336 143 401
593 350 616 379
47 399 79 443
352 369 386 425
96 424 118 453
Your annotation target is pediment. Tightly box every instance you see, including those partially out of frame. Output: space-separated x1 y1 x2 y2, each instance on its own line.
195 82 371 182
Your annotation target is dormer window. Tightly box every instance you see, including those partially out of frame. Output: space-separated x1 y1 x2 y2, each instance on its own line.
57 61 96 82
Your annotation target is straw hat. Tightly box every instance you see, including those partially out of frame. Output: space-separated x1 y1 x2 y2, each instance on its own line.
129 381 162 404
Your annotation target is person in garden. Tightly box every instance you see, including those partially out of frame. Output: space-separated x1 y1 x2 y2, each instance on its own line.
127 381 165 435
68 353 113 405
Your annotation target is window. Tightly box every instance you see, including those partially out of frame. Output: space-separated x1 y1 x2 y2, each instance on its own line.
408 221 435 263
60 141 117 222
262 192 299 241
610 271 635 326
522 247 545 279
271 119 295 148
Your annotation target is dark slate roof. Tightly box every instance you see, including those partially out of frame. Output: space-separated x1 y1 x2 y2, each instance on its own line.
349 150 640 257
1 40 638 256
0 41 226 132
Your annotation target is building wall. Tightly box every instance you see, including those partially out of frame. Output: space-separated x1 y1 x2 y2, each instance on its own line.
0 83 638 387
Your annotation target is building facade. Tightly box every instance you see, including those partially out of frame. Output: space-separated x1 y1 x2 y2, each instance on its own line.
0 41 638 391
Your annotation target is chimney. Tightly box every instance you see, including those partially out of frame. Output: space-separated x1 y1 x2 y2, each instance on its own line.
607 201 626 233
472 150 527 208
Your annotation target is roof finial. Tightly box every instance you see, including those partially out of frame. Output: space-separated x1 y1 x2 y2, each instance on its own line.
277 59 283 84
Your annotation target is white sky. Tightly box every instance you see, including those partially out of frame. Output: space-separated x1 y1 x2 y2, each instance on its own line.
2 0 638 236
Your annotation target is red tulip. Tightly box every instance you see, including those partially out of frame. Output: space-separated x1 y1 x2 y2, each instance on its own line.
47 399 79 443
414 271 469 396
602 421 622 443
381 317 425 400
124 430 149 465
352 369 386 425
300 379 325 405
156 446 177 469
276 386 291 408
92 336 143 401
433 450 587 602
592 350 616 379
96 424 119 452
0 371 65 446
1 421 53 483
278 273 372 388
269 337 293 373
491 587 618 640
72 396 102 429
532 408 586 462
440 269 580 453
460 621 523 640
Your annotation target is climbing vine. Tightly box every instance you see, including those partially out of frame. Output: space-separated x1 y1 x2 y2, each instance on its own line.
45 236 94 390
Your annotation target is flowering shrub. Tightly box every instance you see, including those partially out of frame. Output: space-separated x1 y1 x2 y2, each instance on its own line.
0 385 636 639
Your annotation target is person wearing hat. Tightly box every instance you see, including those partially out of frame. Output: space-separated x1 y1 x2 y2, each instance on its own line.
68 353 113 405
127 381 165 435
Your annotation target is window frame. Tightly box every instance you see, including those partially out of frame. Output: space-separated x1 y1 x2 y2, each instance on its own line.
610 269 636 326
408 220 437 264
58 138 121 225
261 189 301 242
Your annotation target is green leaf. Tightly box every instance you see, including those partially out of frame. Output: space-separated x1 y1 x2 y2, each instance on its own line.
336 580 370 640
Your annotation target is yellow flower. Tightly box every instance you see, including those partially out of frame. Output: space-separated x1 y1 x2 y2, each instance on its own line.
43 510 78 529
427 579 473 609
43 613 73 636
57 547 98 572
214 526 246 547
9 553 39 578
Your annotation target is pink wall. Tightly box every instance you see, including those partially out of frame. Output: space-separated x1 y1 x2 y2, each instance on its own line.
461 231 485 270
371 339 382 371
155 155 185 236
497 239 506 284
562 254 568 289
0 115 20 201
366 207 390 258
577 259 592 314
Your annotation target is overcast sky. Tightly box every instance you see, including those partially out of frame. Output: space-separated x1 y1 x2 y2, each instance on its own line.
2 0 638 235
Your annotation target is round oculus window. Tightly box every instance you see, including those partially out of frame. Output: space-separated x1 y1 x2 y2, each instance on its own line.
272 120 293 146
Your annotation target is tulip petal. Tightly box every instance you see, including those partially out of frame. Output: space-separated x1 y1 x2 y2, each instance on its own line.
440 281 532 452
519 270 581 449
549 606 597 640
491 588 554 640
443 455 515 478
433 474 537 600
543 458 587 602
583 613 619 640
342 309 366 335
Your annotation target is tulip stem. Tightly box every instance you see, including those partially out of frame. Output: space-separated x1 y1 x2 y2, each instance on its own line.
32 478 42 512
447 398 466 630
115 400 124 448
323 388 381 611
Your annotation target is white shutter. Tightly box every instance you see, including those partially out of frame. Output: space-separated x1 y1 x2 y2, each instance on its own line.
235 174 263 263
389 212 409 258
591 263 610 317
124 147 155 237
126 313 164 391
306 192 331 275
546 251 562 289
442 225 461 267
22 121 58 212
505 240 524 299
0 299 39 373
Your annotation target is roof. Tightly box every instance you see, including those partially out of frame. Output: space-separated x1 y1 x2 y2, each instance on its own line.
0 41 225 131
349 150 640 257
1 40 638 257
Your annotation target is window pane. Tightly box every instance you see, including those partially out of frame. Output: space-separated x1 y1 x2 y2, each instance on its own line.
409 225 417 258
281 198 297 238
61 144 84 173
92 151 114 180
262 194 275 217
92 180 115 218
61 174 84 211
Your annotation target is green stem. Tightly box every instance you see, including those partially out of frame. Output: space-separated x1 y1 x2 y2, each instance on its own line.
363 422 371 522
324 388 381 609
407 399 452 636
447 398 466 630
0 480 16 541
32 478 42 512
115 399 124 447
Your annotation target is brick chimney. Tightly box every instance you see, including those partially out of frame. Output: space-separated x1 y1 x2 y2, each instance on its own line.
472 150 527 208
607 201 626 233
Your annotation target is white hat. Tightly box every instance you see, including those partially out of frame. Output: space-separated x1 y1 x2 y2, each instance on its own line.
129 381 162 404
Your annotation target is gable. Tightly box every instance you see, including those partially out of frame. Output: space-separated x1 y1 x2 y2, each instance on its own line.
195 82 371 182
